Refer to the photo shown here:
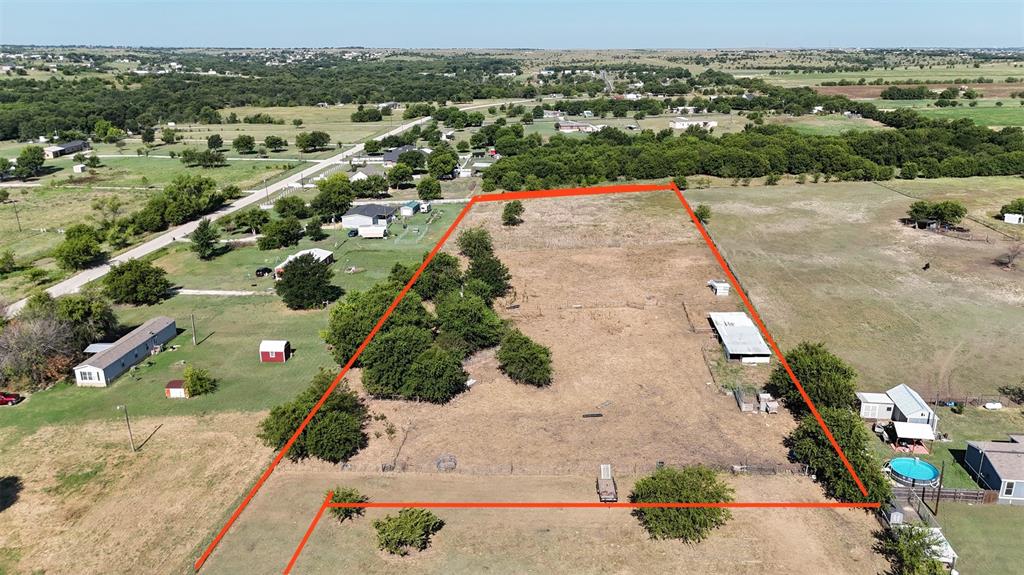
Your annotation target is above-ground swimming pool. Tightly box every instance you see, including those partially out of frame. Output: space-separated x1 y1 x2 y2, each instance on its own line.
887 457 940 487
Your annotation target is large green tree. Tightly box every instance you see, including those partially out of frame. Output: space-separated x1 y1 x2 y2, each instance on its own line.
258 370 368 463
189 217 221 260
456 227 493 259
629 466 734 542
257 216 304 250
496 329 552 386
787 407 893 503
323 282 434 366
53 234 103 271
102 259 171 305
311 173 354 222
275 253 343 310
402 346 468 403
765 342 857 416
416 176 442 201
232 134 256 154
465 254 511 300
414 252 463 300
436 293 504 354
13 146 45 179
360 325 434 398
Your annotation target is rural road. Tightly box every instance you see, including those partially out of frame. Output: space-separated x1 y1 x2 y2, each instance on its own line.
5 99 529 317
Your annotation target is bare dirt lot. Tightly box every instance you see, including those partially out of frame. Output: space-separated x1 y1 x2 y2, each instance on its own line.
813 83 1023 98
204 471 888 575
0 412 272 575
344 191 795 476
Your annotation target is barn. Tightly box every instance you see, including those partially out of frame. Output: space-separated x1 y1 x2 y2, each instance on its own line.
73 317 177 387
260 340 291 363
708 312 772 364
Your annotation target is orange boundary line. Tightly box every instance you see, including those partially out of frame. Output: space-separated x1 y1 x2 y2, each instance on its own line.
195 182 874 573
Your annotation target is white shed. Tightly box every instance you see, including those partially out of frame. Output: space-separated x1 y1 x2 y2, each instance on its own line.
888 384 939 431
1004 213 1023 225
72 164 88 174
856 392 895 421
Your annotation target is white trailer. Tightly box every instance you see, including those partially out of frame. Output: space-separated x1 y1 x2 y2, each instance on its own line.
597 464 617 502
358 225 388 239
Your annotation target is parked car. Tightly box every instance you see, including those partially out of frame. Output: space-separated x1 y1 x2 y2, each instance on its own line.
347 229 358 237
0 392 24 406
255 267 273 278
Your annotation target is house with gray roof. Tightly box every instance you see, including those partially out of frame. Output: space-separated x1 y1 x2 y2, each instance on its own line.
341 204 397 229
964 435 1024 505
74 317 177 387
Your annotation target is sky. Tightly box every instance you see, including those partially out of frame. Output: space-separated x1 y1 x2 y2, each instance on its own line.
0 0 1021 49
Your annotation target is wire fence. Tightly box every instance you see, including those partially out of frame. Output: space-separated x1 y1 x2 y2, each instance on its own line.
323 459 808 478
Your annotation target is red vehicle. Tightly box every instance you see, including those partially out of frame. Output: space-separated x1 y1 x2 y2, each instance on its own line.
0 392 24 406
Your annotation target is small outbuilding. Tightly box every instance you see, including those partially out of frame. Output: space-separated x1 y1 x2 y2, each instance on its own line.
72 163 88 174
888 383 939 431
708 312 772 364
856 392 895 421
400 200 421 217
259 340 291 363
1004 213 1024 225
165 379 188 399
707 280 731 296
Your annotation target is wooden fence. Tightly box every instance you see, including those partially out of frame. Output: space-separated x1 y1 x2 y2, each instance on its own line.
892 485 997 504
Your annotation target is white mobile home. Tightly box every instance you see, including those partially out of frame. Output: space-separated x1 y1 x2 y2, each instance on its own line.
74 317 177 387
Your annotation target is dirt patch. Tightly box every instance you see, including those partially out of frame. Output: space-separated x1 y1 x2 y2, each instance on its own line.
205 471 887 575
0 412 273 575
333 193 795 476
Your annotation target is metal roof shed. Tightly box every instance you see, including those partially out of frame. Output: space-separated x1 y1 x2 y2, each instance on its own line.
708 312 772 364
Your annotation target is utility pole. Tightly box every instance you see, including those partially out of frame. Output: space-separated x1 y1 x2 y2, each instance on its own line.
191 313 197 345
12 201 22 232
935 461 945 516
116 404 136 452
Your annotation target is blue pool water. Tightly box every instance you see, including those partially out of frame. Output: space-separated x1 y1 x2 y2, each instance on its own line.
889 457 939 482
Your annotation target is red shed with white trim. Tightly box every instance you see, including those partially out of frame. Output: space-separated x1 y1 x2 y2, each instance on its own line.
260 340 291 363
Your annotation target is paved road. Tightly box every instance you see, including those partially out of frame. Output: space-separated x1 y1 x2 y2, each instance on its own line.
5 99 528 317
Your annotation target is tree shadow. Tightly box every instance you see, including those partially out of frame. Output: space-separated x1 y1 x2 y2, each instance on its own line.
0 476 23 513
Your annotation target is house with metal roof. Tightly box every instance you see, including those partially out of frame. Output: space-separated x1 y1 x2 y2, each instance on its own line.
708 312 772 364
74 317 177 387
887 383 938 431
964 435 1024 505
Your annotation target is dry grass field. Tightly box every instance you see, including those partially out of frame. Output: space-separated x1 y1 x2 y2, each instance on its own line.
340 192 794 476
686 177 1024 398
204 472 886 575
0 412 273 575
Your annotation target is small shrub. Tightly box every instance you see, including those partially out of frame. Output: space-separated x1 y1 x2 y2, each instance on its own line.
373 508 445 555
183 364 218 396
327 487 369 523
497 329 552 386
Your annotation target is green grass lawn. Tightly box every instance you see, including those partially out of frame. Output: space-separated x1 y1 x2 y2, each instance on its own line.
869 407 1024 489
937 502 1024 575
0 295 338 437
0 206 464 436
155 207 461 293
865 98 1024 127
34 155 300 190
766 113 888 136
